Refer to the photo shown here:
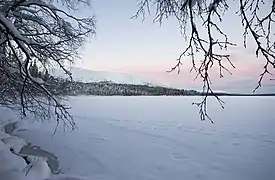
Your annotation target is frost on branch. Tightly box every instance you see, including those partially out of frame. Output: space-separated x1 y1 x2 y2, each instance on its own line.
134 0 275 122
0 0 95 127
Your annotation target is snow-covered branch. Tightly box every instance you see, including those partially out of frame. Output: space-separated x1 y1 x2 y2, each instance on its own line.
0 0 95 126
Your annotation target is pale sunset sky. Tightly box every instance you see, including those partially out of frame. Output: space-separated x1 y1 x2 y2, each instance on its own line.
74 0 275 93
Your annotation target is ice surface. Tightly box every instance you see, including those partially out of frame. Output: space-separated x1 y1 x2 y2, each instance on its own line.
5 96 275 180
0 169 29 180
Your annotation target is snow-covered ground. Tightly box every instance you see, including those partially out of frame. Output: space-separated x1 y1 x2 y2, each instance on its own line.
2 96 275 180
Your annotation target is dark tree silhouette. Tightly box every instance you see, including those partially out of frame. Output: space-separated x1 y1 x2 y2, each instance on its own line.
133 0 275 122
0 0 95 128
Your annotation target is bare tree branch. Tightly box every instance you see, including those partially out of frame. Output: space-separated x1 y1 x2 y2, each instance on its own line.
134 0 274 122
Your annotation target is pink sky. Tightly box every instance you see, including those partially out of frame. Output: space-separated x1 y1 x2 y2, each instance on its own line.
76 45 275 93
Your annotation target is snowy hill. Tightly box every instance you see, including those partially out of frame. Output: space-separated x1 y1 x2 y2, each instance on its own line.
51 67 158 85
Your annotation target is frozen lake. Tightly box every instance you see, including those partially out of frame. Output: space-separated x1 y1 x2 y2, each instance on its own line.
13 96 275 180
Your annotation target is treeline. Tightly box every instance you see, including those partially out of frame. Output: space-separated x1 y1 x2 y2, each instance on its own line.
48 79 200 96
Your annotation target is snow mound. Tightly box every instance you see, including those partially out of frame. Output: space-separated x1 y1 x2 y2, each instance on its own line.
0 130 11 139
2 136 27 153
22 156 51 180
0 122 51 180
0 141 27 172
0 121 92 180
